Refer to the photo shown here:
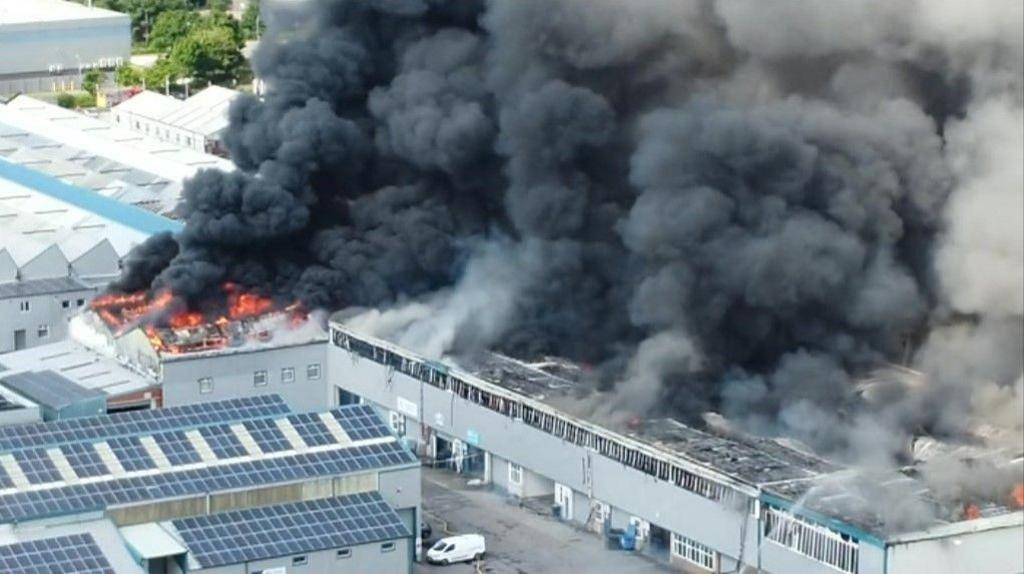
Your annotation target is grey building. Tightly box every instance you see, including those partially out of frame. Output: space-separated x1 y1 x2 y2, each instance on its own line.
0 0 130 95
0 368 105 420
327 321 1024 574
0 394 420 574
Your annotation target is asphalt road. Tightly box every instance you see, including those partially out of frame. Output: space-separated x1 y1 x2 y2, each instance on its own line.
415 467 673 574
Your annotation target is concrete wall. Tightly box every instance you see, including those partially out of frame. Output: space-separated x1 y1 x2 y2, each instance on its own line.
113 110 209 153
162 341 329 412
886 522 1024 574
1 288 95 353
195 536 412 574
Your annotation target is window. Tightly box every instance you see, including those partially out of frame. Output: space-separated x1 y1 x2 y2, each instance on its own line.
336 548 352 559
18 301 29 312
76 299 85 307
389 412 406 436
508 463 523 485
380 542 396 553
281 367 295 384
61 300 70 309
37 324 50 339
291 555 308 566
671 533 717 570
198 377 213 394
253 370 268 387
306 363 322 380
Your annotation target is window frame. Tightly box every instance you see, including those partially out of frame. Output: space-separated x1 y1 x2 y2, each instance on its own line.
37 324 50 339
306 363 322 380
671 533 717 570
508 462 523 485
381 542 396 553
281 367 295 384
19 300 30 312
198 377 214 394
291 555 308 566
253 369 268 387
336 548 352 560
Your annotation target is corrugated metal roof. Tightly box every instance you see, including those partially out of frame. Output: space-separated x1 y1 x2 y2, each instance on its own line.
0 157 182 236
0 276 91 298
119 524 187 560
1 369 105 410
0 0 127 25
161 86 238 137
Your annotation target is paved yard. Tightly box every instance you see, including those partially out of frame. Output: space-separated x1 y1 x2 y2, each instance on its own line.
415 467 673 574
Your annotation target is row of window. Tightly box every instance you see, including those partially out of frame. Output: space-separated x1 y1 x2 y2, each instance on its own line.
763 505 859 573
17 298 87 313
288 542 396 566
332 330 737 503
671 533 717 570
197 363 322 394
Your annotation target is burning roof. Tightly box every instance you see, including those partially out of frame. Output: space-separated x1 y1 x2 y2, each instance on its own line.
88 284 318 357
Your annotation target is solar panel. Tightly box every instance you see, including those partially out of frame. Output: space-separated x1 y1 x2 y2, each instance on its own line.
0 441 417 523
12 450 61 484
172 492 411 568
0 395 290 452
107 436 156 472
198 425 247 459
152 431 201 466
332 404 393 440
0 466 13 489
242 419 291 453
287 413 336 446
0 533 115 574
61 443 109 478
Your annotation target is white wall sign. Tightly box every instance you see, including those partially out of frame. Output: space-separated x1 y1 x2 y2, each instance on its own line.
396 396 419 418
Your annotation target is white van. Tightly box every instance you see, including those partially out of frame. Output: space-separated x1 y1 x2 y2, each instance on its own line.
425 534 486 565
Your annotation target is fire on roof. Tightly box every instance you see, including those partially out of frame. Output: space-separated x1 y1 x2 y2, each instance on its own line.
89 284 308 355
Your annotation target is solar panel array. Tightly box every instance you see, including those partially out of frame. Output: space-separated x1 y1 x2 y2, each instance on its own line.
199 425 247 459
332 404 394 440
288 413 336 446
0 395 289 452
243 419 291 453
0 441 416 523
107 436 156 472
174 492 411 568
152 431 202 465
0 533 114 574
61 443 109 479
12 450 61 484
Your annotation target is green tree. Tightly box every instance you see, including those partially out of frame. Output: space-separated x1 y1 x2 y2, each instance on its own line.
241 0 263 40
143 57 186 93
56 93 76 109
209 0 232 12
115 65 144 87
149 10 199 52
169 26 244 85
82 69 105 95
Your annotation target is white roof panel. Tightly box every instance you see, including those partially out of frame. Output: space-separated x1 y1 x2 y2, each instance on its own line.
0 0 127 25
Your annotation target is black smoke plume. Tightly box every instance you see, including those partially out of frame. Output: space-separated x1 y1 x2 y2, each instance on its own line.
116 0 1023 464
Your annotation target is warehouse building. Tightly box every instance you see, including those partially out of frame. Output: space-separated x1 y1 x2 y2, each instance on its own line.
0 394 419 574
111 86 241 156
0 155 181 354
0 0 130 95
327 320 1024 574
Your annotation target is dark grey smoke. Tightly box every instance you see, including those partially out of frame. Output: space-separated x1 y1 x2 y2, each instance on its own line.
114 0 1022 463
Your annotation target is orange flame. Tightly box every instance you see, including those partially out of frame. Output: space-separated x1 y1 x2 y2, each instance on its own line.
169 311 204 330
228 292 274 320
1012 484 1024 508
964 504 981 520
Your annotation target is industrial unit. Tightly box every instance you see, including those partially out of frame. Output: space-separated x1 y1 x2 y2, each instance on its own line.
0 394 419 574
111 86 241 156
0 0 130 95
327 320 1024 574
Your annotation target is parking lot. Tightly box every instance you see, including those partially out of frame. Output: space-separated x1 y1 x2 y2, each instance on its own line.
415 467 673 574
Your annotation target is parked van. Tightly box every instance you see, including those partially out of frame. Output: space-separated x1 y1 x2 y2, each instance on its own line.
426 534 486 565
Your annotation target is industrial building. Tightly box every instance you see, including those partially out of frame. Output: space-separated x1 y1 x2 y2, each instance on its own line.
0 0 130 95
0 290 330 412
111 86 242 156
0 94 232 354
0 394 419 573
327 319 1024 574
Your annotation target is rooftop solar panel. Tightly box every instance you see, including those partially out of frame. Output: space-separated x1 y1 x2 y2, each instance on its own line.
107 436 156 472
0 441 416 523
242 419 291 453
332 404 393 441
152 431 201 466
61 443 109 479
287 413 336 446
0 533 115 574
172 492 411 568
12 450 61 484
198 425 247 459
0 395 289 453
0 465 13 489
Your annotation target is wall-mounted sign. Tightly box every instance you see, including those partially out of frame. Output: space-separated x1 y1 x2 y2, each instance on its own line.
466 429 480 446
396 396 419 418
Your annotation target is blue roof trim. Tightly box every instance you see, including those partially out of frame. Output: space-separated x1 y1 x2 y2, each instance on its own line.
0 156 183 236
760 492 888 548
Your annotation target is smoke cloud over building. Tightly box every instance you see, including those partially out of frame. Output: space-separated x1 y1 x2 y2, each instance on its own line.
117 0 1022 465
